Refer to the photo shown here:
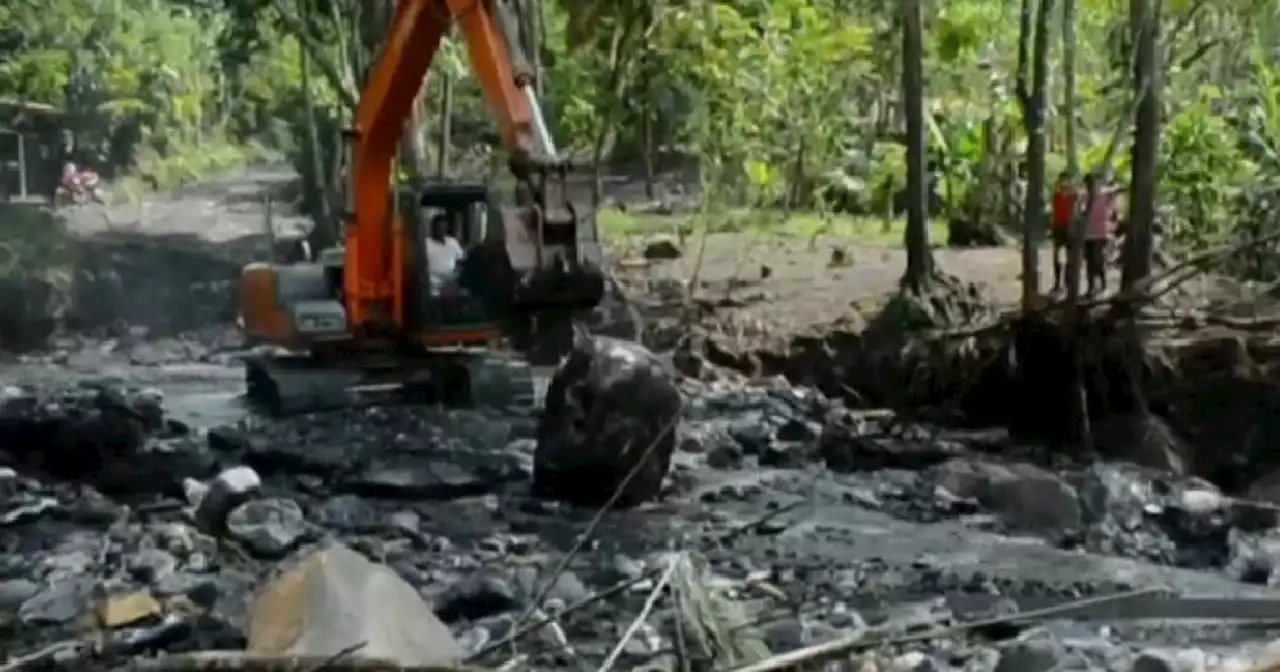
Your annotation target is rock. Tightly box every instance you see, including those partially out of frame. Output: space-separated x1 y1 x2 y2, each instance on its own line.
456 625 492 656
759 441 813 468
1253 640 1280 670
312 495 379 531
929 459 1081 531
344 455 506 500
436 572 521 622
535 337 682 508
762 618 806 653
1131 650 1176 672
0 466 17 498
888 651 936 672
1092 412 1187 475
512 566 591 606
388 510 421 533
153 572 216 601
1170 649 1208 672
994 640 1065 672
19 579 93 625
706 438 744 469
0 578 39 610
642 236 682 260
1078 463 1154 524
96 590 163 628
247 543 464 667
225 497 308 558
189 466 261 531
1226 528 1280 585
126 548 178 584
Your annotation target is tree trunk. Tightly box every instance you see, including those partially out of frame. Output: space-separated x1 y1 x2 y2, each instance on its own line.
299 0 330 235
639 6 659 201
1060 0 1092 449
591 130 608 208
1123 0 1161 289
900 0 933 292
436 72 454 178
1019 0 1054 313
1062 0 1079 179
401 92 428 180
641 106 656 200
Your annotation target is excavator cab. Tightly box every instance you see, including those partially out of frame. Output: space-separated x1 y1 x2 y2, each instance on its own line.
402 182 502 337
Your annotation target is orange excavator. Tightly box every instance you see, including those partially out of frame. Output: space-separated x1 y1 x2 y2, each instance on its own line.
237 0 607 414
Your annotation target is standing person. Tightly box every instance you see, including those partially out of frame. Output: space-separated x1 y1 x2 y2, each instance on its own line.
1050 171 1076 292
1083 173 1118 297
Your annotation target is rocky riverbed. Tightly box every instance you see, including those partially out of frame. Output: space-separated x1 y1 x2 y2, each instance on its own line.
6 331 1280 672
6 167 1280 671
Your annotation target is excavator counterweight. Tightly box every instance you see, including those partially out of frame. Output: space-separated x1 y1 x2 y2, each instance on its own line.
237 0 607 415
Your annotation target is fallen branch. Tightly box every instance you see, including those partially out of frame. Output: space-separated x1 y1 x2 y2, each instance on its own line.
724 586 1161 672
467 569 661 661
935 230 1280 342
0 641 81 672
597 553 683 672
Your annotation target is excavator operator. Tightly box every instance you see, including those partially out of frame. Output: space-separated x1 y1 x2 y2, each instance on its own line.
425 212 466 297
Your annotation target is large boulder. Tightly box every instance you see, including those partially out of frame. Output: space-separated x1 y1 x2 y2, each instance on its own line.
534 336 682 508
247 543 463 666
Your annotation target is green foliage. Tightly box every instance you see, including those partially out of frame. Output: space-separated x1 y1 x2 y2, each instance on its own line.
0 0 301 192
7 0 1280 280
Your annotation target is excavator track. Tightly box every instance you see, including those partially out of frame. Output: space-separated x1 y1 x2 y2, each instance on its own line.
243 351 544 416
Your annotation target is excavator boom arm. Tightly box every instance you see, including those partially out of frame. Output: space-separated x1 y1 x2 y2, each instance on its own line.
345 0 554 328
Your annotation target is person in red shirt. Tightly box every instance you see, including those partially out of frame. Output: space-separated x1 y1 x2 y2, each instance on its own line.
1050 171 1076 292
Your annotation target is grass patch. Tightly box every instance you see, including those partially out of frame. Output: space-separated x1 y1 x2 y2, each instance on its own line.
596 207 949 246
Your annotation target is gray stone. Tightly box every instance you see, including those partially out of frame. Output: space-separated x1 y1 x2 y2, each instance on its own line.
994 640 1065 672
762 618 806 653
19 579 92 625
226 497 308 558
388 510 421 533
513 566 590 606
153 572 214 599
189 465 261 531
126 548 178 584
0 578 39 610
313 495 378 531
931 459 1081 531
343 455 504 500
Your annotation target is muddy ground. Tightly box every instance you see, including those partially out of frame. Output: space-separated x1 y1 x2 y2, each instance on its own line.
3 166 1280 672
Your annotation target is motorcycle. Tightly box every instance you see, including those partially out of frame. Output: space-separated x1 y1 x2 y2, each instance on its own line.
52 165 109 207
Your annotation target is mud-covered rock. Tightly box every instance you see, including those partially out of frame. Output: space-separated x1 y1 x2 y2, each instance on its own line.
929 458 1082 532
534 336 682 508
0 383 217 502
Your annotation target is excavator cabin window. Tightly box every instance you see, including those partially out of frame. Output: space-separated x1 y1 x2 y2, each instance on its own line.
418 204 487 248
413 184 496 248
